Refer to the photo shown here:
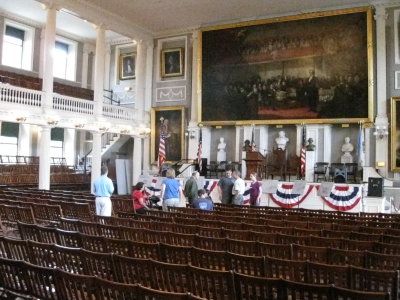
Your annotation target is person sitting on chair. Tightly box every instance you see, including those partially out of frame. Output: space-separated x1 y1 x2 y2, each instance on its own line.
132 182 149 214
192 189 213 210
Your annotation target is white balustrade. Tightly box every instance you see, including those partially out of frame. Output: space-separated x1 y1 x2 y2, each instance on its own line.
103 103 137 121
53 94 94 115
0 83 43 107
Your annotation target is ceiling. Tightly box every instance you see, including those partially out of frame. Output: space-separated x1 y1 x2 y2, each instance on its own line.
0 0 383 42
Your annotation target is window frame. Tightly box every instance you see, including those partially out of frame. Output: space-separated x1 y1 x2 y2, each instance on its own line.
2 19 35 71
54 35 77 82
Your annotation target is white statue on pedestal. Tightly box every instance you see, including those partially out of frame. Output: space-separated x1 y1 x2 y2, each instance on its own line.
275 131 289 150
341 136 354 163
217 137 226 162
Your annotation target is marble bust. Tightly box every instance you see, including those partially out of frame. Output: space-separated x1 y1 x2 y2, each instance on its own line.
217 137 226 162
341 136 354 163
306 138 315 151
275 131 289 150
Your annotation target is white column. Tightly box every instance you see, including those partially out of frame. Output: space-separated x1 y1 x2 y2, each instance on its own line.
190 30 199 126
63 128 76 166
235 126 242 163
38 126 51 190
103 43 111 91
142 136 150 174
136 40 147 114
93 26 106 118
41 5 57 112
81 43 90 88
202 126 212 163
258 126 269 157
132 137 142 185
323 125 332 163
374 6 389 176
18 124 31 156
91 131 102 193
145 40 154 112
187 127 199 161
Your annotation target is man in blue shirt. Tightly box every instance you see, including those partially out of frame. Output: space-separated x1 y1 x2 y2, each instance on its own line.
93 165 114 216
192 189 213 210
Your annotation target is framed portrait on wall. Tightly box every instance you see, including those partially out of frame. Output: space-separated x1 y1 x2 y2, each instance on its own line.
199 7 374 125
119 53 136 80
151 106 184 164
161 48 184 78
391 97 400 171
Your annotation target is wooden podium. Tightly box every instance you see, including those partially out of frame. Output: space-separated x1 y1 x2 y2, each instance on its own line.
244 151 265 179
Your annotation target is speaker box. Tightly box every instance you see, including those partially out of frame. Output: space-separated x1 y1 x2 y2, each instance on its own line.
367 177 383 197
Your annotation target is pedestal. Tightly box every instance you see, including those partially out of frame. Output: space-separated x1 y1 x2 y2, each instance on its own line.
305 151 315 182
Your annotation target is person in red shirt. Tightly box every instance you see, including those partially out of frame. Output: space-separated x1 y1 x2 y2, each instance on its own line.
132 182 149 214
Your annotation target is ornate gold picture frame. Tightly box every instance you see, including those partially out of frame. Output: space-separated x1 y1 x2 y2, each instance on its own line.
161 48 184 78
391 97 400 171
119 53 135 80
151 106 185 164
199 7 374 125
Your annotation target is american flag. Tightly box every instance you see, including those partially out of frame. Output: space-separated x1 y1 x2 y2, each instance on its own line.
250 126 256 152
300 126 306 177
157 133 166 170
197 128 203 172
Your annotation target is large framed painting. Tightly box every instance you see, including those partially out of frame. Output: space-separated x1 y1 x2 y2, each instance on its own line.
151 106 185 164
391 97 400 171
199 7 374 125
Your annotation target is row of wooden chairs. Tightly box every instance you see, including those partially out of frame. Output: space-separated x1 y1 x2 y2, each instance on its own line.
17 222 400 261
0 257 204 300
0 240 394 300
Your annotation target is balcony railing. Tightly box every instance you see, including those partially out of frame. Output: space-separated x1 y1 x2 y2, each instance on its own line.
0 83 139 124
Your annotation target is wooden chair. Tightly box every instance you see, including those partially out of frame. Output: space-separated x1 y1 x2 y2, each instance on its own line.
327 247 365 267
226 252 265 277
149 259 190 293
80 233 107 253
129 240 160 259
190 247 227 271
3 237 29 261
257 242 292 258
349 266 400 300
373 241 400 255
187 265 236 300
54 269 96 300
0 257 31 298
307 261 349 287
364 251 400 270
27 240 57 268
195 235 226 251
136 284 199 300
291 244 328 263
233 272 282 300
159 243 192 265
281 279 333 300
112 254 152 287
314 162 329 182
333 286 391 300
94 277 137 300
55 228 82 248
22 261 57 300
264 255 307 282
80 248 115 281
225 238 257 256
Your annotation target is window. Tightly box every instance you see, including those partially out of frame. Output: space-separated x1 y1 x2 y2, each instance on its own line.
53 37 77 81
0 122 18 156
2 20 34 70
50 128 64 159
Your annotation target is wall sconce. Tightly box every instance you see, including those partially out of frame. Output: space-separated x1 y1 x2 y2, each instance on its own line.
185 130 196 139
98 125 109 132
16 116 27 122
47 119 58 126
75 124 85 129
138 128 151 136
373 125 389 139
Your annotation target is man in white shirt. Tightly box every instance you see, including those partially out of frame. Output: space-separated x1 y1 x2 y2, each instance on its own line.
232 170 245 205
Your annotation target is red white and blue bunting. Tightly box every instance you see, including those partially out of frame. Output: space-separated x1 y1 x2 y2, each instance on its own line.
320 185 361 211
269 183 314 208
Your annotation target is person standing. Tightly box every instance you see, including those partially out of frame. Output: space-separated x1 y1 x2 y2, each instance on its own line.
232 170 245 205
249 172 262 206
93 165 114 216
193 189 213 210
184 171 200 205
132 182 149 214
160 168 186 211
217 169 235 204
305 69 318 112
